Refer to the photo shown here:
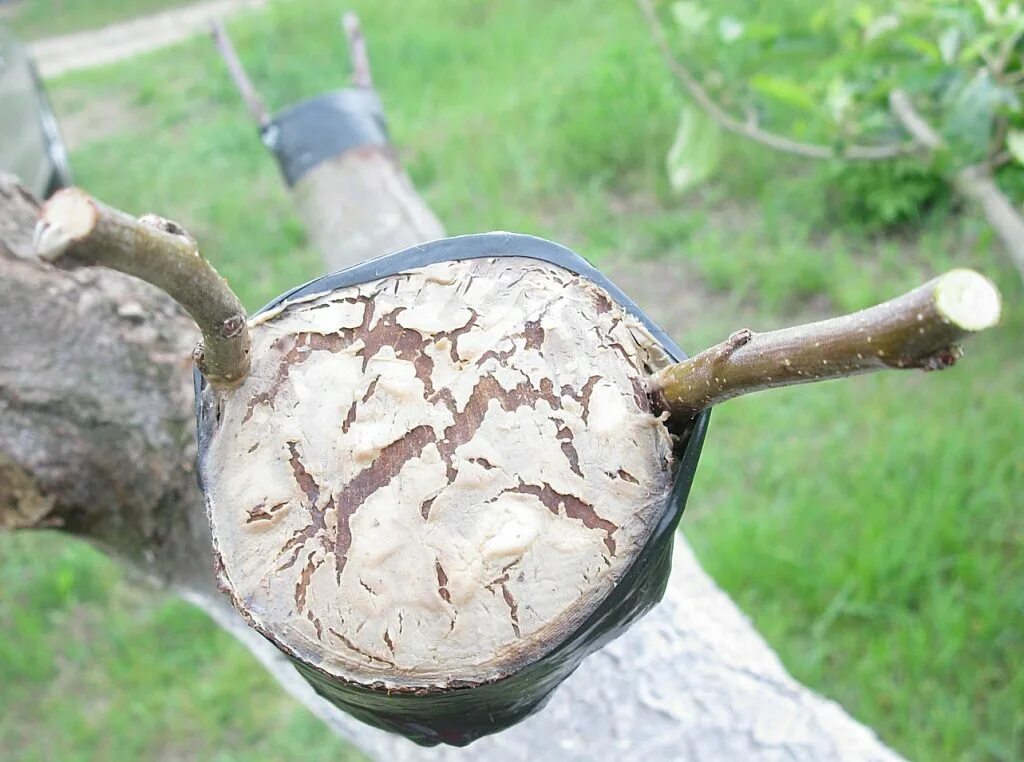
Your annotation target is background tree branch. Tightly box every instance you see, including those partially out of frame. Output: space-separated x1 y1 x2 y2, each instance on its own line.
209 19 270 128
635 0 919 161
890 90 1024 280
342 11 374 89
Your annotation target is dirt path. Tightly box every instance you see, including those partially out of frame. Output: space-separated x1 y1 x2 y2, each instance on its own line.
30 0 265 78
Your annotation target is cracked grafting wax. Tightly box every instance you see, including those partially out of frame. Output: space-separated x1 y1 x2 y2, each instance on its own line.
201 253 688 745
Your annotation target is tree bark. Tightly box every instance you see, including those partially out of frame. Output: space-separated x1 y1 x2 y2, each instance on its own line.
0 157 901 760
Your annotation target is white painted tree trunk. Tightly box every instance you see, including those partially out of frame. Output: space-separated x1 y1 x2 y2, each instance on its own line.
290 145 445 272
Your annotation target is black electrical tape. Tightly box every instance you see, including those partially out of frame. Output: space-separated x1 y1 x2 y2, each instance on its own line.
261 88 389 187
196 233 711 747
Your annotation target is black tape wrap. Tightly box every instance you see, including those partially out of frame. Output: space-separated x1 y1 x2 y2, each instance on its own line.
261 89 389 187
195 233 711 747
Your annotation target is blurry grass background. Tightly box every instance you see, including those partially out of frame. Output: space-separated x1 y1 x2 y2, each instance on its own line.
0 0 1021 760
3 0 199 39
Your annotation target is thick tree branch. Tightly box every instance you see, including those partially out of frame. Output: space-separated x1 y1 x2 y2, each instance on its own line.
210 19 270 128
890 89 1024 280
342 11 374 89
636 0 919 161
35 188 251 390
953 166 1024 279
1 148 907 760
650 269 1001 418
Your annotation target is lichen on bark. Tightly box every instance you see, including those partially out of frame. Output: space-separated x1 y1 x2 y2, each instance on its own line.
0 454 56 529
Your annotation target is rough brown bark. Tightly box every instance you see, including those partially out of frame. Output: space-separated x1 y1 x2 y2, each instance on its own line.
0 174 205 584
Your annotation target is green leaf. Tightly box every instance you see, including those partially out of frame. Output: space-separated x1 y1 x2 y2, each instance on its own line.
718 16 744 43
943 71 1015 161
898 33 942 62
826 78 854 124
671 1 711 35
938 26 962 64
749 74 817 112
1006 129 1024 165
666 103 721 194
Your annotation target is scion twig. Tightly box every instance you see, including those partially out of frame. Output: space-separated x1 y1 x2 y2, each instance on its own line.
650 269 1001 418
342 11 374 89
35 188 251 390
210 19 270 128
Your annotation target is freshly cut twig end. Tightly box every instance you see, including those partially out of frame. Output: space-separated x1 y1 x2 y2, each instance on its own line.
934 269 1001 332
34 188 98 261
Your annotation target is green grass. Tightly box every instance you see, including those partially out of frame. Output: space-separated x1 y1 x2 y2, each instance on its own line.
0 534 364 761
2 0 197 40
1 0 1021 759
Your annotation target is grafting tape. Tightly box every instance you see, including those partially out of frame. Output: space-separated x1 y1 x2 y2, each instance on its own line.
195 233 710 746
261 89 389 187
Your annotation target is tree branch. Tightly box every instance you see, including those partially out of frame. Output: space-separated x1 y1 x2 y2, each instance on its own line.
210 19 270 128
342 11 374 89
636 0 919 161
649 269 1001 418
890 89 1024 280
888 90 942 149
34 188 251 390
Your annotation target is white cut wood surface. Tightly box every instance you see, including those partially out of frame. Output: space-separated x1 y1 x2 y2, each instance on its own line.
207 258 675 688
